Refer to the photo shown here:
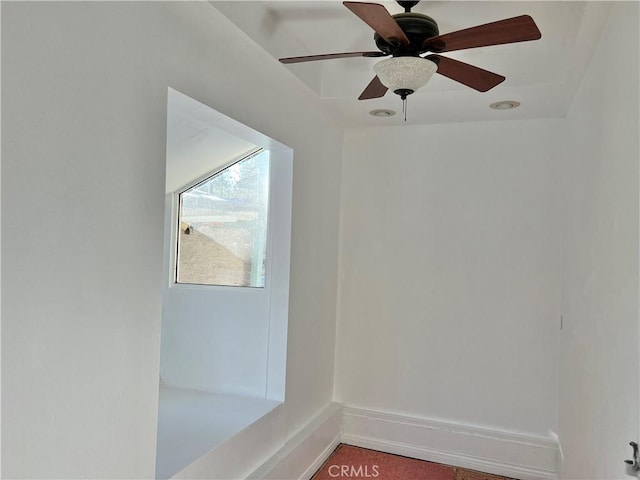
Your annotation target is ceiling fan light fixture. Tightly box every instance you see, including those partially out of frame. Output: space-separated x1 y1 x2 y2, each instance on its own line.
373 57 437 97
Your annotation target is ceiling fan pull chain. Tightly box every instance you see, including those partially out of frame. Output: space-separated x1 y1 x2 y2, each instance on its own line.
403 96 408 121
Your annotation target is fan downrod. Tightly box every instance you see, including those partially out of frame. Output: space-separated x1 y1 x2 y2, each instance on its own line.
397 1 420 12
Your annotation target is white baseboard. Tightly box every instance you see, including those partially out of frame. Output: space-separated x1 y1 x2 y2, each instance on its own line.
341 407 559 480
249 404 559 480
248 402 342 480
297 433 341 480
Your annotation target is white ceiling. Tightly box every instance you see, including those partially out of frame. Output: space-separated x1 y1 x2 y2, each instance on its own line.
213 1 612 127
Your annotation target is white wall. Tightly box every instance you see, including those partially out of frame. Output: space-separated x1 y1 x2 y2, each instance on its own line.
558 3 639 478
1 2 342 478
337 118 564 438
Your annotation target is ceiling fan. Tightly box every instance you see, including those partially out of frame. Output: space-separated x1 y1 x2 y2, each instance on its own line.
279 1 542 102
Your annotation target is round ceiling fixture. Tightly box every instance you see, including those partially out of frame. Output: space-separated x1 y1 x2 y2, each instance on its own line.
369 109 396 117
374 57 438 100
490 100 521 110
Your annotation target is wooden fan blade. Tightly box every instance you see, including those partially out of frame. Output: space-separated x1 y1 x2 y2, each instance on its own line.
427 55 505 92
423 15 541 53
358 76 388 100
343 2 410 46
279 51 386 64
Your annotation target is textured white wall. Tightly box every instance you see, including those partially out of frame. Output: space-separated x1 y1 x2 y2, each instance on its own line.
1 2 342 478
558 3 639 478
337 119 564 437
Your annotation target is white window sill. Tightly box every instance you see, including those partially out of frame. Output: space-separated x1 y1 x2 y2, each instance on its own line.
155 386 281 479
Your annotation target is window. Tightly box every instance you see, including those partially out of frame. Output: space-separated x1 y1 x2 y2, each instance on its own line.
176 150 270 287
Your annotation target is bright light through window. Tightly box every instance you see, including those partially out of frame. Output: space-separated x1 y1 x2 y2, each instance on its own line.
176 150 270 287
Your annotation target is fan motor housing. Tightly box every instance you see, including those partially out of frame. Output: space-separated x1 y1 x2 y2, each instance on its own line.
374 13 439 56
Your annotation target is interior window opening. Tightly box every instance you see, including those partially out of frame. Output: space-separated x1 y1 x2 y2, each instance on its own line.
156 88 292 479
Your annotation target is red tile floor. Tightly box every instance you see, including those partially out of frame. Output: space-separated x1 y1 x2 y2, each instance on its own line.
312 445 516 480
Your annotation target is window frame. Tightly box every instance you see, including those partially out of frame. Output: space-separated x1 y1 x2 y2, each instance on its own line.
169 147 270 290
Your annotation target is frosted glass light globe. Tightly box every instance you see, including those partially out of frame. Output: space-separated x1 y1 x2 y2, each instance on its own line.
374 57 437 94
